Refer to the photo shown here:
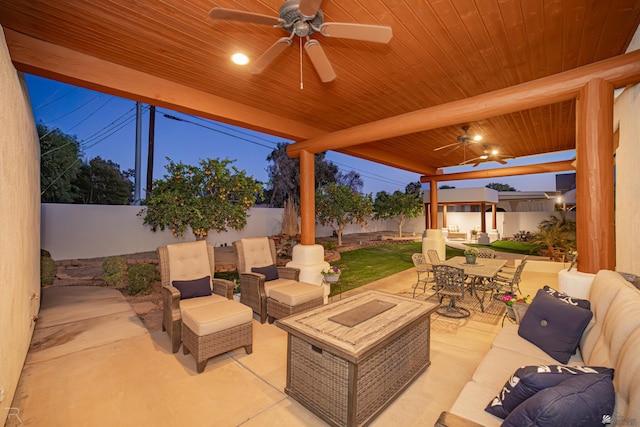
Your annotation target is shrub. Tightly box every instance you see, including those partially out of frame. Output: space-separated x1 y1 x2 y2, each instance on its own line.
102 256 127 287
323 241 338 251
513 230 533 242
127 263 156 295
41 254 57 287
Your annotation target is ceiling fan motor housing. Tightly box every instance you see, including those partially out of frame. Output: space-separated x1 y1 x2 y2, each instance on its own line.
279 0 324 36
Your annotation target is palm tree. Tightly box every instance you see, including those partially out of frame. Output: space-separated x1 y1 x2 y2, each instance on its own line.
530 212 576 261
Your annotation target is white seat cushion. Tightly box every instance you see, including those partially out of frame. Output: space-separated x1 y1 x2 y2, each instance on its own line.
269 282 324 306
167 241 211 283
179 294 227 315
263 278 298 297
182 300 252 336
240 237 273 273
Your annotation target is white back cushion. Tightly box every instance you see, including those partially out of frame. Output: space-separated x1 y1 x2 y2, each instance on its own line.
241 237 273 273
166 241 211 283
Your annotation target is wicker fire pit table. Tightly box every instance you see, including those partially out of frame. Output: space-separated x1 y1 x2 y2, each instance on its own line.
276 290 438 427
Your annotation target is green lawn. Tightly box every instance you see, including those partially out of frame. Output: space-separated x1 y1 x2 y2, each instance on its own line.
330 243 464 296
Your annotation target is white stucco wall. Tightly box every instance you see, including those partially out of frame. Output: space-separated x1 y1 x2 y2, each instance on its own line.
614 82 640 275
0 29 41 425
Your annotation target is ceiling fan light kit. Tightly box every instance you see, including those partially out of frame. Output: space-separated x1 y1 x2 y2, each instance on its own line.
209 0 393 84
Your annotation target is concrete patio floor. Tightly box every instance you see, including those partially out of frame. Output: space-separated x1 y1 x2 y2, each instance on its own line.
7 262 558 427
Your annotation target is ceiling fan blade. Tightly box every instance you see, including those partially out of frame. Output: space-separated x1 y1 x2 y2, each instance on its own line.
460 157 482 165
320 22 393 44
209 7 283 27
249 38 292 74
304 39 336 82
443 144 462 157
497 159 508 164
299 0 323 18
433 142 461 151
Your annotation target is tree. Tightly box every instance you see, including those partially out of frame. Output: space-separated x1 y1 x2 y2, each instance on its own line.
266 142 341 207
38 122 82 203
439 184 456 189
486 182 517 192
316 183 373 246
139 158 263 240
73 156 134 204
337 170 364 193
405 181 423 195
373 187 424 237
530 212 576 261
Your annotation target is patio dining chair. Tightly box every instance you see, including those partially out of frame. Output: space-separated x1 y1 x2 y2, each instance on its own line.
411 253 433 297
476 248 496 259
427 249 442 266
432 264 470 318
492 259 527 299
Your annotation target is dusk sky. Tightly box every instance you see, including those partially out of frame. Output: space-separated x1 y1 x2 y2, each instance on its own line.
26 74 576 199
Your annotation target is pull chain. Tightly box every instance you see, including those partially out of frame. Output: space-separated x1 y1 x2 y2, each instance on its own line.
299 37 304 90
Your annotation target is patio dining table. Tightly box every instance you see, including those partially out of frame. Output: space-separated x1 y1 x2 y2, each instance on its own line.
442 256 507 312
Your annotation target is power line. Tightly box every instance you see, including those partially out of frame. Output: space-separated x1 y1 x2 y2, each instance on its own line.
34 87 78 111
162 113 276 150
46 92 105 123
183 113 282 144
40 158 81 196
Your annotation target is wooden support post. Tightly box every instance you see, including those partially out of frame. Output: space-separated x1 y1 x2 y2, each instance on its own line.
299 150 315 245
491 204 497 230
576 79 615 273
442 205 448 228
430 180 438 229
480 202 487 232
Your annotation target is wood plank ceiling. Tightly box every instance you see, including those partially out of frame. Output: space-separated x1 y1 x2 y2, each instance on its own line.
1 0 639 175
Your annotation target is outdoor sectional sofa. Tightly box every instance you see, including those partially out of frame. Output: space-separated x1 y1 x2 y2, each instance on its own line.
436 269 640 426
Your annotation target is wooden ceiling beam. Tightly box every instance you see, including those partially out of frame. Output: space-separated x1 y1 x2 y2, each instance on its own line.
419 160 575 182
337 146 438 176
287 50 640 158
4 29 327 141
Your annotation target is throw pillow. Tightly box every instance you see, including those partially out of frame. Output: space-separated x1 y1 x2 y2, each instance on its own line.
172 276 212 300
518 289 593 364
251 264 279 281
485 365 614 419
502 373 616 427
543 285 591 310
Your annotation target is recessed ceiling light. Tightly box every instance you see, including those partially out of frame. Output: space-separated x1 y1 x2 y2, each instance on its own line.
473 135 483 141
231 53 249 65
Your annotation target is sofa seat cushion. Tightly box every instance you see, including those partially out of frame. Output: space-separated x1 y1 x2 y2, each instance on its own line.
450 381 503 427
472 347 583 389
502 373 616 427
268 282 324 306
492 324 584 363
518 288 593 364
179 294 227 315
182 300 252 336
263 278 298 297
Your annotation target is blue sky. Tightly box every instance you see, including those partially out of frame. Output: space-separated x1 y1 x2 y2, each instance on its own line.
26 74 575 197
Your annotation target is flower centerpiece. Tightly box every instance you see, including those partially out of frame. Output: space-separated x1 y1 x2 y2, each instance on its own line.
501 293 530 319
321 265 341 283
464 247 479 264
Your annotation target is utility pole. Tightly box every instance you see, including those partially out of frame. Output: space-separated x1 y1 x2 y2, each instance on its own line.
134 102 142 205
146 105 156 198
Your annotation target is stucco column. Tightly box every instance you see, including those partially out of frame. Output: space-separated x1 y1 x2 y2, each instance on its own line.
576 78 615 273
299 149 315 245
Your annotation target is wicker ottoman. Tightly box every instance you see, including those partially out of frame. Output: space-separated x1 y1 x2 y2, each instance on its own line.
267 282 324 324
181 300 253 373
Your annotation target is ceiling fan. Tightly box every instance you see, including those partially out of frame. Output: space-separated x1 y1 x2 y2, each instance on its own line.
208 0 393 83
460 143 514 167
434 125 483 159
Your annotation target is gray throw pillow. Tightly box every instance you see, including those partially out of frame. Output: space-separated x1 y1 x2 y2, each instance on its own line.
172 276 212 300
502 373 615 427
251 264 279 281
518 289 593 364
485 365 614 419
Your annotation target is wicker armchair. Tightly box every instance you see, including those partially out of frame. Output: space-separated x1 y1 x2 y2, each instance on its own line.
158 241 234 353
233 237 324 324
